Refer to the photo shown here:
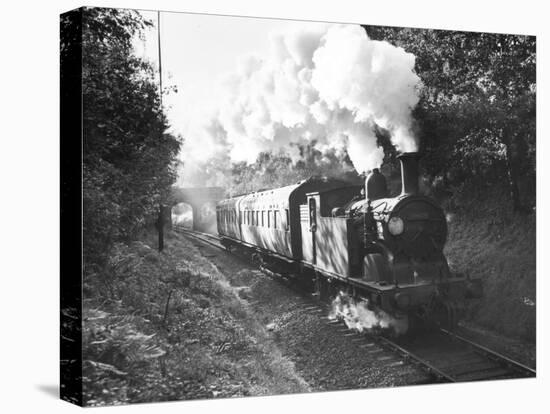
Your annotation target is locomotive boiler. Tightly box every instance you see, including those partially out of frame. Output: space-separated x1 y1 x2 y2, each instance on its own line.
216 152 482 330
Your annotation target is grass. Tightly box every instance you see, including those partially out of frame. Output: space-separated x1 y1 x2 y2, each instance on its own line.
442 184 536 342
82 230 308 406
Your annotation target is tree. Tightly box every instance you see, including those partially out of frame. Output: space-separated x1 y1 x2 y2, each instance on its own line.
62 8 182 269
228 144 361 196
364 26 536 211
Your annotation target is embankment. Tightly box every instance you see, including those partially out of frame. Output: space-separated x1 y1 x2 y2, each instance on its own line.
442 184 536 342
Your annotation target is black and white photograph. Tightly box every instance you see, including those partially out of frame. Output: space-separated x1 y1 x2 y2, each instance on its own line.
56 1 539 410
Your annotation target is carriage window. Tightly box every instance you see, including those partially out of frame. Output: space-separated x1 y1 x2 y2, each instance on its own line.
285 209 290 231
274 210 279 229
261 211 265 227
268 210 272 228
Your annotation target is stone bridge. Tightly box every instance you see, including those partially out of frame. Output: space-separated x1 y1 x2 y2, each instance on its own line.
169 186 226 232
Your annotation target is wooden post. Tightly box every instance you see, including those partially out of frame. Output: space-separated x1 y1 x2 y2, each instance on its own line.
158 203 164 252
157 12 164 253
157 11 163 108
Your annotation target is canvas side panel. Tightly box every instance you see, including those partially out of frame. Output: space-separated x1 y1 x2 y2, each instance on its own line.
60 7 83 407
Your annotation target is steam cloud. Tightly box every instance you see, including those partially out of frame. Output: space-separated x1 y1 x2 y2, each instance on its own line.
180 24 421 186
329 291 408 335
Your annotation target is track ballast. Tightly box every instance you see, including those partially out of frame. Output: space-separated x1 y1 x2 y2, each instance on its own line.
174 226 535 384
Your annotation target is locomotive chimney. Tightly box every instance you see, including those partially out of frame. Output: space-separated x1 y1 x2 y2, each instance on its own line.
397 152 421 195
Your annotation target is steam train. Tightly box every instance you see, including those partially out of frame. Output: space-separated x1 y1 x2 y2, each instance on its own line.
215 153 482 330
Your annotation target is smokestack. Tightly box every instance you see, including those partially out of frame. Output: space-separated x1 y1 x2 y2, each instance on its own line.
397 152 421 195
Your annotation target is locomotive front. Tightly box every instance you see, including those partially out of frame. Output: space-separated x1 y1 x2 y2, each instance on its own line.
347 152 482 328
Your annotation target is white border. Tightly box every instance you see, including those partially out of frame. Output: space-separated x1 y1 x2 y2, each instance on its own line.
1 1 546 413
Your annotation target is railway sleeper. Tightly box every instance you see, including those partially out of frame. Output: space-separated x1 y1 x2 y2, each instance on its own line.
454 367 513 382
443 361 503 377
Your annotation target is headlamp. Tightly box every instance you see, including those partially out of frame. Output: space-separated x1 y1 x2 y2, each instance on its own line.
388 216 404 235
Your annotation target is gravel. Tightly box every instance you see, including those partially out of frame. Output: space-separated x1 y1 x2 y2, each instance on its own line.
184 235 433 391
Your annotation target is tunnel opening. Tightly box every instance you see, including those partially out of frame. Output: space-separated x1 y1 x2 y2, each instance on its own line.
171 202 193 229
170 186 225 234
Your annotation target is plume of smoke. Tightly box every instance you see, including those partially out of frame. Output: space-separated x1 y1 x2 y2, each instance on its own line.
180 24 421 186
328 291 408 335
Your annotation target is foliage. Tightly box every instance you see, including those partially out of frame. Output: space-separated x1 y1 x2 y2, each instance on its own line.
81 233 309 406
61 8 182 269
82 237 194 405
443 184 536 341
229 144 361 196
364 26 536 210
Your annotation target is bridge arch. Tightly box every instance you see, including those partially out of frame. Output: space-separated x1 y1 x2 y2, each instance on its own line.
169 187 225 233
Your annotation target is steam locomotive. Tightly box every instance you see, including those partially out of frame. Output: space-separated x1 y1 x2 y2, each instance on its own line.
215 152 482 331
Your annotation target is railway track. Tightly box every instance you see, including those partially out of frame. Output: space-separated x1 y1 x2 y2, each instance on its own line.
174 226 225 249
377 328 535 383
174 226 536 384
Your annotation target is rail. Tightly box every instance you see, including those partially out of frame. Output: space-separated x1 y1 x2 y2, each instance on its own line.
174 226 536 383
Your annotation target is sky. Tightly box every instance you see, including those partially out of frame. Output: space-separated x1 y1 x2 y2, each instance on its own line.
135 10 328 138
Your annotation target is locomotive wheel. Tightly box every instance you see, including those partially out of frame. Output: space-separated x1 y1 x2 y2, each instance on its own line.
413 299 458 332
430 300 458 330
407 314 430 335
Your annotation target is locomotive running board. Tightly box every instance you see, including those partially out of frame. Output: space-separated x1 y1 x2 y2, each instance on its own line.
302 261 469 296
